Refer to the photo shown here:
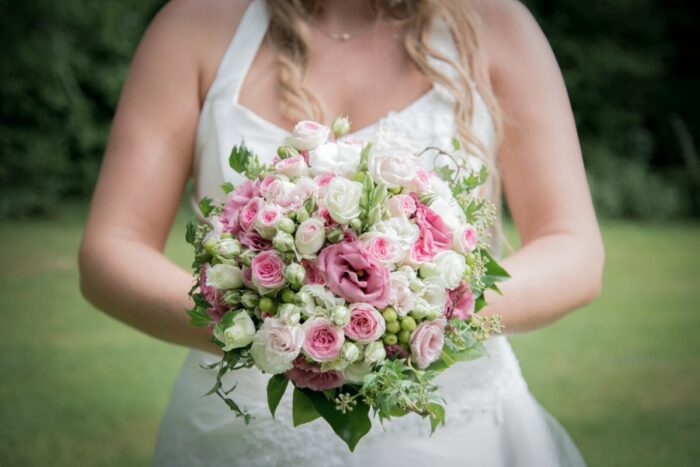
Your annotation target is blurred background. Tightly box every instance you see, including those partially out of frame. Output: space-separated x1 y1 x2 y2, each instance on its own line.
0 0 698 466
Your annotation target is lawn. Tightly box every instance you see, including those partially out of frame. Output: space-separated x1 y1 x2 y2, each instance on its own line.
0 204 698 466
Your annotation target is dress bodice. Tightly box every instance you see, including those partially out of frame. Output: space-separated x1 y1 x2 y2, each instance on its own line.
190 0 496 213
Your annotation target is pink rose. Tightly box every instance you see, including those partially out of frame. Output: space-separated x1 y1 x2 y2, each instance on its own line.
409 229 438 264
412 194 453 250
239 197 264 232
344 303 386 343
302 259 326 285
316 207 339 230
274 155 309 179
250 250 286 292
221 180 258 232
359 233 401 265
237 229 272 251
410 318 446 369
317 241 391 308
254 204 282 239
314 173 336 199
258 175 277 198
302 318 344 361
453 224 478 254
445 281 476 320
286 357 345 391
410 167 432 193
384 194 417 218
342 228 358 243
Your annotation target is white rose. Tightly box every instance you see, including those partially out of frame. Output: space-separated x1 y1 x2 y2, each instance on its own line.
309 140 362 177
295 217 326 257
324 177 363 224
433 250 466 290
343 360 373 384
297 284 345 316
422 275 448 310
453 224 479 254
278 303 301 326
216 311 255 351
216 238 241 259
286 120 330 151
205 264 243 290
364 341 387 364
250 318 305 374
427 197 466 231
389 270 415 316
367 127 419 188
274 155 309 180
427 174 454 201
372 217 420 259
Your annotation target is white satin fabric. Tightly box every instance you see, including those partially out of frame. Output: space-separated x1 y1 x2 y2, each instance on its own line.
152 1 587 465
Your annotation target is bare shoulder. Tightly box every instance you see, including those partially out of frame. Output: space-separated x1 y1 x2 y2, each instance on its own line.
464 0 551 76
145 0 251 100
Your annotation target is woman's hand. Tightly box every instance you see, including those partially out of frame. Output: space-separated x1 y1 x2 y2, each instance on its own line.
475 0 605 332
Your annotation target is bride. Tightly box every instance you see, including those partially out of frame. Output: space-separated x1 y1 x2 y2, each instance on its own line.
79 0 605 465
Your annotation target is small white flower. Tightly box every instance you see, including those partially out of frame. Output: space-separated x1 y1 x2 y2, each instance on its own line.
205 264 243 290
433 250 467 290
324 177 363 224
309 141 362 177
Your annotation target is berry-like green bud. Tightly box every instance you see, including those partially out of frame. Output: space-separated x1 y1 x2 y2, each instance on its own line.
330 305 351 327
239 250 256 267
277 217 296 235
284 263 306 289
240 291 259 309
281 288 296 303
398 329 411 344
277 146 287 158
400 316 417 332
466 253 476 266
259 297 274 312
327 228 344 243
272 231 295 252
383 334 398 346
382 307 398 322
386 321 401 334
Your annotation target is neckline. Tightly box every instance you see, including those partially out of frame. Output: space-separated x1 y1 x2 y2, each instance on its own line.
232 85 439 139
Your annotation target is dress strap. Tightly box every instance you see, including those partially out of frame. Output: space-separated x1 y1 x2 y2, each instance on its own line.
206 0 270 103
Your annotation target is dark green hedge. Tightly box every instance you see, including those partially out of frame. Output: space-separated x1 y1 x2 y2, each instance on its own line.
0 0 697 219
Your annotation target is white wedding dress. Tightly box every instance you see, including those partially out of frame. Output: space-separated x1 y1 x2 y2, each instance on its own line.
152 1 587 465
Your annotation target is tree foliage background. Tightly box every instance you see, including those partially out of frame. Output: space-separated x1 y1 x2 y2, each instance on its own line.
0 0 698 219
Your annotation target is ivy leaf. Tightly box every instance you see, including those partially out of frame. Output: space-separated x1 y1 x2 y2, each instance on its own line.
220 181 235 194
229 140 254 173
301 388 372 452
451 137 461 151
199 197 215 218
428 402 446 435
185 219 197 245
187 306 211 327
267 374 289 419
292 387 321 426
435 164 455 183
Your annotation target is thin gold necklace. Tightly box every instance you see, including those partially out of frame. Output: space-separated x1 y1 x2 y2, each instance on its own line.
306 16 379 42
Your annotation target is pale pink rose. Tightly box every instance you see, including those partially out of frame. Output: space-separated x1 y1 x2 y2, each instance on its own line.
295 217 326 256
301 259 326 285
410 318 446 369
221 180 258 232
258 175 277 198
445 281 476 320
250 318 305 374
237 229 272 251
384 194 417 218
254 204 282 239
408 229 438 264
453 224 478 254
286 357 345 391
389 270 415 316
317 241 391 308
302 318 344 361
409 167 432 193
274 155 309 179
314 173 336 199
239 197 264 232
344 303 386 343
288 120 330 151
250 250 286 292
360 232 402 265
282 176 315 212
411 193 453 251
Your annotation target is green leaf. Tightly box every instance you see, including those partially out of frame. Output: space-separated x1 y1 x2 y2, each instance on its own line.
199 197 215 218
428 402 446 434
301 388 372 452
229 140 254 173
220 181 235 194
267 374 289 419
435 164 455 182
187 306 211 327
185 220 197 245
451 137 461 151
292 387 321 426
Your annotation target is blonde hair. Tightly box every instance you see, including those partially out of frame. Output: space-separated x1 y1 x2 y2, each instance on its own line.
265 0 505 245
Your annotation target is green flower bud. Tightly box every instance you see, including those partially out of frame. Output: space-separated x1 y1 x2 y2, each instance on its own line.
384 333 399 347
349 218 363 232
239 250 256 267
398 329 411 344
388 186 402 195
240 291 259 309
259 297 274 312
284 263 306 289
400 316 417 332
332 115 351 138
277 146 287 158
280 288 296 303
382 307 398 323
330 305 351 327
204 239 218 256
386 321 401 334
364 341 386 364
419 262 440 279
295 207 310 223
466 253 476 266
277 217 296 235
341 342 361 364
272 231 295 252
222 290 242 306
327 228 344 243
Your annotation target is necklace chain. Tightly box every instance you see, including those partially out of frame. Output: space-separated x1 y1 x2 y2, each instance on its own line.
306 17 378 42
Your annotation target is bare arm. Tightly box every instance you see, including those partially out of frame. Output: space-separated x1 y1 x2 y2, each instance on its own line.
477 0 605 332
78 1 242 354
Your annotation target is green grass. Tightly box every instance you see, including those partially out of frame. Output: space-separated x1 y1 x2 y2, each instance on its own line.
1 205 698 466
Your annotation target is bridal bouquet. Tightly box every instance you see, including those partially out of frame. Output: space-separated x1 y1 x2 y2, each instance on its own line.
185 117 508 450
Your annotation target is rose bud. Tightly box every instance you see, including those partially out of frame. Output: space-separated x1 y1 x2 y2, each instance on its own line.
284 263 306 289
